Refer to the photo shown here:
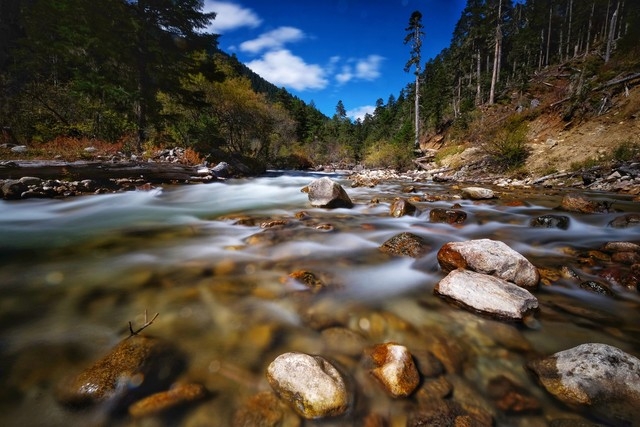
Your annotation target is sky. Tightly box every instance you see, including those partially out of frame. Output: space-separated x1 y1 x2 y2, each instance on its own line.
203 1 467 121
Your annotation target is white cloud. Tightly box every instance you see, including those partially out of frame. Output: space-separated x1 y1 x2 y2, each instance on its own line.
240 27 305 54
204 1 262 33
334 55 385 85
246 49 328 91
347 105 376 121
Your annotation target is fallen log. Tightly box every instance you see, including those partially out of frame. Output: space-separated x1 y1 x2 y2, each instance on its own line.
0 160 198 182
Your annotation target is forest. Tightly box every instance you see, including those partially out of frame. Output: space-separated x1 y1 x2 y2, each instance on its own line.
0 0 638 171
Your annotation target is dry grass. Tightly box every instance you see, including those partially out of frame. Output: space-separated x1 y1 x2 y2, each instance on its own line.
0 137 125 161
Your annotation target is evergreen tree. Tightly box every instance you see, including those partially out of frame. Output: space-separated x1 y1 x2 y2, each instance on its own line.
404 10 424 148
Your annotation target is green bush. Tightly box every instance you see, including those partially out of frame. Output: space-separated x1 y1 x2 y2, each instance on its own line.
482 118 529 170
363 141 413 170
612 141 639 162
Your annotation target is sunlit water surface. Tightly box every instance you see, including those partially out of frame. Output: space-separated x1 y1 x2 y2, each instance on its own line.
1 171 639 426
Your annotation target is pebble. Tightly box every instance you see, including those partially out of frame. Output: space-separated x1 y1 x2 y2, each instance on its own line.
434 269 539 321
128 382 206 417
462 186 495 199
266 352 349 419
366 342 420 398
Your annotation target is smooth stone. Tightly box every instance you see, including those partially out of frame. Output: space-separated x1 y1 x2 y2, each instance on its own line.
560 193 610 214
429 208 467 224
462 186 495 199
379 232 431 258
437 239 539 289
232 391 300 427
128 382 206 417
18 176 42 186
434 269 539 321
301 177 353 209
56 335 184 409
389 197 417 217
266 352 349 419
486 375 541 414
527 343 640 425
1 179 28 199
212 161 230 177
366 342 420 398
608 213 640 228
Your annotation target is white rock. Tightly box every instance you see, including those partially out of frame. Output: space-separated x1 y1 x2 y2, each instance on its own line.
434 269 538 321
437 239 539 289
528 343 640 425
10 145 27 153
302 177 353 209
369 343 420 398
462 186 495 199
266 352 349 419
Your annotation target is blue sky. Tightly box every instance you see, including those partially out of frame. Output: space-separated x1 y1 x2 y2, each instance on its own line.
203 1 467 120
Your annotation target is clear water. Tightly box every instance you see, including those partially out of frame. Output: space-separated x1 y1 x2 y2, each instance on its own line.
1 171 639 426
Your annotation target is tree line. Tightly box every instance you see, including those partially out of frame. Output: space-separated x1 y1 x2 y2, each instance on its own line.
1 0 638 170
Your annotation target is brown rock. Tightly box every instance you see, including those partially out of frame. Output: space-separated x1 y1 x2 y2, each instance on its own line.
379 232 430 258
367 342 420 398
560 193 611 214
129 383 206 418
390 197 417 217
486 375 541 414
608 213 640 228
429 208 467 224
232 391 299 427
56 335 184 409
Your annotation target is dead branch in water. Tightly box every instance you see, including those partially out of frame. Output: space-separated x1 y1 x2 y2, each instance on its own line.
128 309 159 338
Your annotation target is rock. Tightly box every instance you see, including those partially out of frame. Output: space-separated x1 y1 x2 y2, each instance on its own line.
530 214 570 229
212 161 231 178
1 179 28 199
285 270 327 292
266 352 349 419
128 382 206 418
560 193 610 214
462 186 495 199
602 241 640 253
429 208 467 224
321 327 366 357
578 281 613 296
379 232 430 258
301 177 353 209
10 145 27 153
527 343 640 425
84 146 97 153
608 213 640 228
232 391 300 427
18 176 42 186
486 375 541 414
389 197 417 217
434 269 539 321
56 335 185 409
437 239 539 289
366 342 420 398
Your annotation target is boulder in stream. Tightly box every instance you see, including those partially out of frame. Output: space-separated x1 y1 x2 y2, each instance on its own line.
366 342 420 398
379 232 431 258
434 269 539 321
527 343 640 426
608 213 640 228
266 352 349 419
462 186 495 200
560 193 611 214
437 239 539 289
429 208 467 224
390 197 417 217
56 335 185 410
301 177 353 209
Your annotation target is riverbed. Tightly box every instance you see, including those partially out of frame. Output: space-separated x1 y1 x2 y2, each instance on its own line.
1 171 639 426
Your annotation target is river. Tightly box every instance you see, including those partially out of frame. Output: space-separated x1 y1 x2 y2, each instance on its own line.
1 171 639 426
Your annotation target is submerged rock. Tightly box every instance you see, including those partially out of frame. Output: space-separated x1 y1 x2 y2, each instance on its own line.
434 269 539 321
56 335 185 410
266 352 349 419
608 213 640 228
389 197 417 217
366 342 420 398
301 177 353 209
128 383 206 418
530 214 570 229
527 343 640 425
437 239 539 289
486 375 541 414
560 193 611 214
379 232 431 258
429 208 467 224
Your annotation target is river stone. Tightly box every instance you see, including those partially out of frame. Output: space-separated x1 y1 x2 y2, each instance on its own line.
301 177 353 209
429 208 467 224
462 186 495 199
2 179 28 199
390 197 417 217
437 239 539 289
530 214 570 229
486 375 541 414
56 335 184 409
367 342 420 398
266 352 349 419
608 213 640 228
560 193 610 214
434 269 539 321
128 382 206 418
379 232 430 258
527 343 640 425
212 161 230 177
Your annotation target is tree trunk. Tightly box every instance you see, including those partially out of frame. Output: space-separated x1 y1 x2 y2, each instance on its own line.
546 5 552 66
489 0 503 105
566 0 573 58
476 49 482 105
585 1 595 57
605 5 618 63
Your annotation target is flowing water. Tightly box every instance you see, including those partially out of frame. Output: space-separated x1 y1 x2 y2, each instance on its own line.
1 171 639 426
